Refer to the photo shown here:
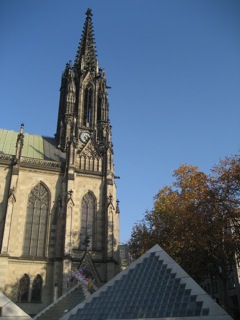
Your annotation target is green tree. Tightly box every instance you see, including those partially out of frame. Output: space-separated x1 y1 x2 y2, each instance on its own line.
128 155 240 315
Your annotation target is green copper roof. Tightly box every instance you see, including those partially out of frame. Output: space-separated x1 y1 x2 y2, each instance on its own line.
0 129 65 162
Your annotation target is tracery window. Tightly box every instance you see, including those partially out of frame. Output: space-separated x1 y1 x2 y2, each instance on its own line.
80 192 96 250
84 86 92 126
31 274 43 302
23 183 49 257
97 94 102 122
18 274 30 302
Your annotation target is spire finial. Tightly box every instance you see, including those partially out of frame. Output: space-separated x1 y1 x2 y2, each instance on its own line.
86 8 92 19
74 8 97 72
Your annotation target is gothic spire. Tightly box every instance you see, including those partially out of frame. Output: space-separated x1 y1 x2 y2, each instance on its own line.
74 8 98 72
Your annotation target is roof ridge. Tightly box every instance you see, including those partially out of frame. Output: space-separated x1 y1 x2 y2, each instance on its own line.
0 128 55 139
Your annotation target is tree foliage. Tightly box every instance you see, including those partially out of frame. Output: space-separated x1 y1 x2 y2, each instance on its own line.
128 154 240 312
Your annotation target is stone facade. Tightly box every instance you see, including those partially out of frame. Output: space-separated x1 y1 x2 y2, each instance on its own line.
0 9 120 317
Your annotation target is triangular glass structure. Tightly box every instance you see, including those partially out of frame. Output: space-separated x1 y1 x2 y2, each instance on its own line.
63 244 232 320
0 292 31 319
33 284 89 320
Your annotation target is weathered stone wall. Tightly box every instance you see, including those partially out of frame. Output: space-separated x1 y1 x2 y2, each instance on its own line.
4 258 54 316
0 164 11 249
0 162 120 315
6 167 62 257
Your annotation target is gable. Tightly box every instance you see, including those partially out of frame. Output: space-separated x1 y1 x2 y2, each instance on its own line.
77 139 102 173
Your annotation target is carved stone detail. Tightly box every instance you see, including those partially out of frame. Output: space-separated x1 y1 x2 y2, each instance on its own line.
77 140 102 173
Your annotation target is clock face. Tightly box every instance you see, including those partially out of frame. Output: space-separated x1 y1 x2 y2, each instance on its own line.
80 132 90 143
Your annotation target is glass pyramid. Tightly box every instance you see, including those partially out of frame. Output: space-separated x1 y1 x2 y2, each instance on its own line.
63 245 233 320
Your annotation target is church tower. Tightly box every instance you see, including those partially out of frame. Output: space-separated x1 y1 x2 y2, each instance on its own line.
55 8 120 291
0 8 120 316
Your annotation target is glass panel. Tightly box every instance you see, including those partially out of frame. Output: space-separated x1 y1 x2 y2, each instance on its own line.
80 192 97 250
23 183 49 257
202 308 209 316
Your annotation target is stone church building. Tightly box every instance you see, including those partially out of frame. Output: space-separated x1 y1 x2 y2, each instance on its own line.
0 9 120 316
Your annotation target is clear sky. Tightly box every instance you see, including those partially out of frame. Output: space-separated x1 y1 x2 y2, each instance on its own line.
1 0 240 243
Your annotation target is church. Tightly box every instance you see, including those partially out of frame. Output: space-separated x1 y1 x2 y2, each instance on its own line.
0 8 120 316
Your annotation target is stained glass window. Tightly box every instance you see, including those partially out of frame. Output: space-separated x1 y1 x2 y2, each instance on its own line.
23 183 49 257
84 87 92 126
80 192 96 250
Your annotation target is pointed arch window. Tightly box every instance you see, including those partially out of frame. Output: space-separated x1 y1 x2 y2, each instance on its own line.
97 94 102 122
31 275 43 302
23 183 49 257
18 274 30 302
84 86 93 126
80 192 96 250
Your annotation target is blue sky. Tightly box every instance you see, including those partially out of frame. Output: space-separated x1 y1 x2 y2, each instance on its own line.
1 0 240 243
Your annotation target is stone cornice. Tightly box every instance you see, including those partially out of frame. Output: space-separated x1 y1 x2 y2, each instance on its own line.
20 167 63 176
0 154 65 172
0 154 13 163
21 157 63 171
75 169 103 177
8 256 55 265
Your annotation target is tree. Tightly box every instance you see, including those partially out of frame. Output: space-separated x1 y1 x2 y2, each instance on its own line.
128 154 240 316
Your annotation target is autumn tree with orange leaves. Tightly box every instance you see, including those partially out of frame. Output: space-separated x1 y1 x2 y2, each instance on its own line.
128 154 240 316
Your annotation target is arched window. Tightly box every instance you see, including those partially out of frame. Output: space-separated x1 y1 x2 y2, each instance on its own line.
84 86 92 126
31 275 43 302
80 192 96 250
97 94 102 122
18 274 30 302
23 183 49 257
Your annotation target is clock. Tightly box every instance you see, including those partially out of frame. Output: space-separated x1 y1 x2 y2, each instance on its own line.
80 132 90 143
